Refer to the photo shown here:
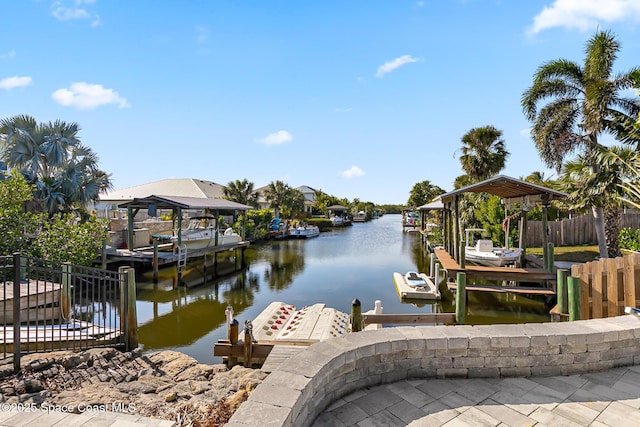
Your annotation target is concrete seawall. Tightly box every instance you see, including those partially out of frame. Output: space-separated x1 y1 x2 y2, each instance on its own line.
227 315 640 426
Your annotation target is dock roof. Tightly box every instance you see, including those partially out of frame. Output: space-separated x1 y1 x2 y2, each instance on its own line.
118 195 253 211
440 175 566 204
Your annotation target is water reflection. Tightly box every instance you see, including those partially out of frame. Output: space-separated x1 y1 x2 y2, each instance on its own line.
134 214 551 363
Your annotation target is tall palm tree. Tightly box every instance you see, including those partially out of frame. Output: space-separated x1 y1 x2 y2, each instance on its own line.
459 125 509 182
263 180 291 219
0 114 112 215
522 30 640 257
224 178 258 207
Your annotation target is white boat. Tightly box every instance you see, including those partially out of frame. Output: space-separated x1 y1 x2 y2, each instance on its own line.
171 217 241 250
393 271 441 300
290 224 320 239
330 216 344 226
353 211 367 222
464 228 522 267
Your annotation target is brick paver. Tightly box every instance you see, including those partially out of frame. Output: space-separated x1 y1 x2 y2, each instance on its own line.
316 365 640 427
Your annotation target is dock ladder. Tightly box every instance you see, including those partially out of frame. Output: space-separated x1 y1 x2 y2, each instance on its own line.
177 245 188 269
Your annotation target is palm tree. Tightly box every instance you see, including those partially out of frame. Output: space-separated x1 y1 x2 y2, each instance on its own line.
521 30 640 257
558 145 636 257
224 178 258 207
263 180 291 219
459 125 509 182
0 114 112 215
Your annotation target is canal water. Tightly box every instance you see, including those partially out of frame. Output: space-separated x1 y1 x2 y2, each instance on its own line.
134 214 550 364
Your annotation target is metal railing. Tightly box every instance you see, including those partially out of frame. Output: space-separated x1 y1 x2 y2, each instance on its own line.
0 254 137 372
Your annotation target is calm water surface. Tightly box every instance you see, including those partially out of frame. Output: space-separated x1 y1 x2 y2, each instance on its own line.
134 214 550 364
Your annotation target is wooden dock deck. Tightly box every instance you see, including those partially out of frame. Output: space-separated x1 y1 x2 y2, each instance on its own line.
105 241 250 266
0 281 62 324
434 249 556 283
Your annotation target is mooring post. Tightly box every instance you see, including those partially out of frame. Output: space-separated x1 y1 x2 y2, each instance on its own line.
61 263 72 321
546 243 554 272
434 263 441 287
429 252 435 277
556 268 568 314
152 240 159 284
459 240 466 268
568 276 581 321
243 320 255 367
455 272 466 325
350 298 363 332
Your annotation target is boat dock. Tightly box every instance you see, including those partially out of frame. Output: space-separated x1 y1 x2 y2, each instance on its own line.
0 280 62 324
105 241 250 268
434 248 556 284
214 301 351 371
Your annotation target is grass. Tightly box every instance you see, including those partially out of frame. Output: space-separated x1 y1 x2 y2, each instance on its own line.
527 245 600 263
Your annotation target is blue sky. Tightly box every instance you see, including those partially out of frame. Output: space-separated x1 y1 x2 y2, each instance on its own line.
2 1 640 205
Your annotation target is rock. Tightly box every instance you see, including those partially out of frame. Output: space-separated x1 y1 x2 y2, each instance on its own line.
0 348 267 425
146 351 198 379
228 389 248 412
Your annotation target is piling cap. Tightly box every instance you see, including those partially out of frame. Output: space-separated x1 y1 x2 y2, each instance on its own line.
352 298 361 306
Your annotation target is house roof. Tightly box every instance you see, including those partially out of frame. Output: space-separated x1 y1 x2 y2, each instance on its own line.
418 198 444 211
118 195 252 211
100 178 225 201
327 205 349 211
439 175 567 205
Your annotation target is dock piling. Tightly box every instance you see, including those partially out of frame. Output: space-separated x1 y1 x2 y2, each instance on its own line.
557 268 569 314
455 272 466 325
568 276 581 321
350 298 363 332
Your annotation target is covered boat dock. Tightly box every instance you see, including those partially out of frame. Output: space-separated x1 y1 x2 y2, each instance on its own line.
435 175 567 287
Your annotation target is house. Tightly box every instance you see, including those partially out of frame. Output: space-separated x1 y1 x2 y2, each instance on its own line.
254 185 318 215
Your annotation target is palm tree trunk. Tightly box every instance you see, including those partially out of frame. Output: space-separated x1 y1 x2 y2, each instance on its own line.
604 205 622 258
592 205 608 258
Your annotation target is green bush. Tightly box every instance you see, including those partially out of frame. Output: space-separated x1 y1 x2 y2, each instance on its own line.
619 227 640 251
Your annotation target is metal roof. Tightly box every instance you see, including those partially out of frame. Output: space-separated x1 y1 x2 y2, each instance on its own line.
327 205 349 211
439 175 567 204
118 195 252 211
418 198 444 211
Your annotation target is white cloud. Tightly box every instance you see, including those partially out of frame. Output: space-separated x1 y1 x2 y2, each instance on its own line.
51 82 130 109
334 107 353 113
528 0 640 35
519 128 532 137
0 76 32 90
376 55 420 78
339 165 366 178
0 50 16 60
257 130 293 145
51 0 101 26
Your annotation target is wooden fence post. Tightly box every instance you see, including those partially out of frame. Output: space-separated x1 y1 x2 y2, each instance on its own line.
455 272 466 325
568 276 581 321
556 268 568 314
350 298 362 332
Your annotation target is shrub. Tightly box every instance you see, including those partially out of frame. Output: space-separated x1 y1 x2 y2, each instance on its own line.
619 227 640 251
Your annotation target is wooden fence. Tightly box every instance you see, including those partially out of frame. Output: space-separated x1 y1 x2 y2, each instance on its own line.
568 253 640 319
526 212 640 247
